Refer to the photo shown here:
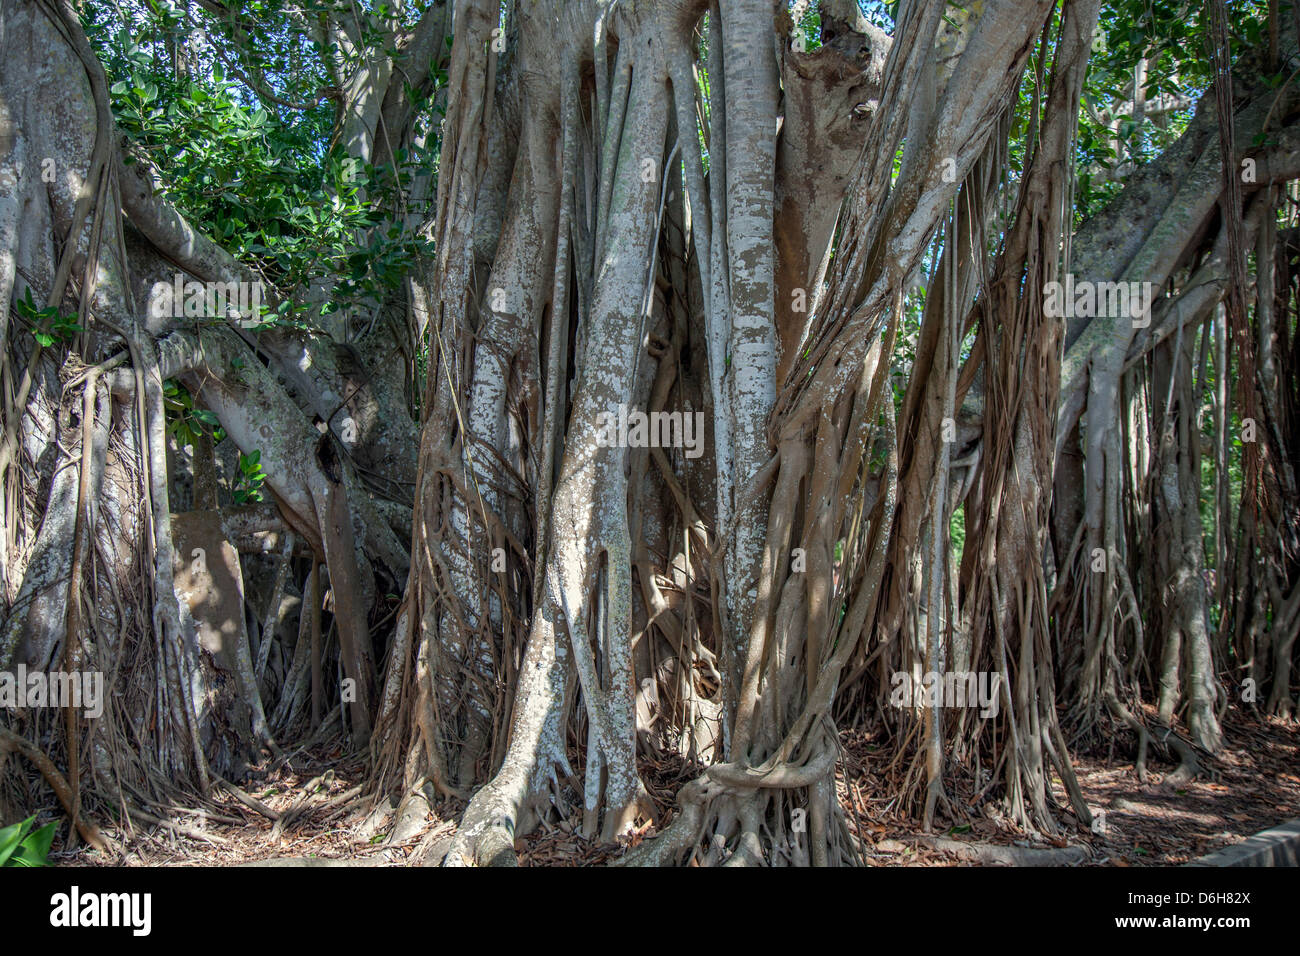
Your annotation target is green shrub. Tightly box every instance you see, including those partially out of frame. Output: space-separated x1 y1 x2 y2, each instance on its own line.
0 815 57 867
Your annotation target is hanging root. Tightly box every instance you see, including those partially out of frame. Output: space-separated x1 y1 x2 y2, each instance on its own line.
0 725 109 852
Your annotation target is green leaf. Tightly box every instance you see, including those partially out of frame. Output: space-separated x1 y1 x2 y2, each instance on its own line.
0 816 34 867
10 821 57 866
14 287 40 321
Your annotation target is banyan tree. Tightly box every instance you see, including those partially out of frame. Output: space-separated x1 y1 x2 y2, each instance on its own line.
0 0 1295 866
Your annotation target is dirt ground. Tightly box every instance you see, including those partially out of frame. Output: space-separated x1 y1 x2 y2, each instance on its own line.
829 709 1300 867
57 710 1298 867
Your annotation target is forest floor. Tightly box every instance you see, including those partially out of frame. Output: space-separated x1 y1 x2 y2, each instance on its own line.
56 709 1298 866
830 708 1300 867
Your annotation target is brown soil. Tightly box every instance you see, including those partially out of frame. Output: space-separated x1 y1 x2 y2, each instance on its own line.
56 710 1298 866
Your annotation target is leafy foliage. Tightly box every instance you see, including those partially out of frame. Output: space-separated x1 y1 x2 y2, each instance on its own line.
82 1 437 327
13 288 83 349
0 816 57 867
233 450 268 505
162 379 224 449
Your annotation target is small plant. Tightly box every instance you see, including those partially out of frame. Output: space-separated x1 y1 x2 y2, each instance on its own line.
0 815 57 867
13 288 84 348
163 379 225 448
233 450 268 504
